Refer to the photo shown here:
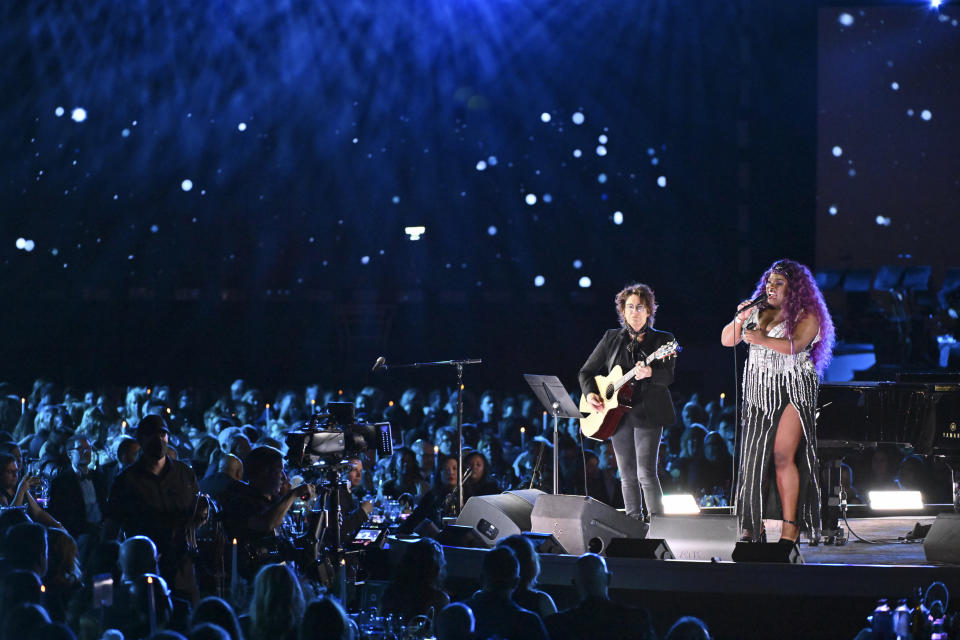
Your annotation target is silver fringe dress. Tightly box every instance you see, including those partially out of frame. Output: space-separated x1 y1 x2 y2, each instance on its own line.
737 308 822 539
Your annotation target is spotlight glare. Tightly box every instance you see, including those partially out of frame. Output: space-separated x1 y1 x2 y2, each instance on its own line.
487 225 497 236
361 255 371 265
540 112 551 123
829 205 838 216
572 112 585 125
838 12 855 26
542 194 552 203
578 276 592 288
596 145 607 156
868 490 923 510
598 173 607 183
54 106 65 117
525 194 537 206
573 149 582 158
487 156 498 166
663 494 700 514
657 176 667 188
931 0 941 8
534 275 545 287
875 215 892 227
15 238 26 250
921 109 932 121
70 107 87 122
613 211 624 225
598 134 608 144
832 146 843 157
238 122 247 131
573 259 583 269
404 225 426 241
476 160 487 171
181 179 194 192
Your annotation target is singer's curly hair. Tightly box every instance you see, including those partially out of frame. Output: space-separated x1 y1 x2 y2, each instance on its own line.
615 283 657 327
750 259 835 376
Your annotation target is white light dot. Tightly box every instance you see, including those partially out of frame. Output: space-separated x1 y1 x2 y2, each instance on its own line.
121 128 130 138
487 225 497 236
181 179 193 192
127 254 134 260
534 275 545 287
24 240 35 252
579 276 592 288
352 138 358 144
596 145 607 156
542 193 552 203
573 149 582 158
54 106 65 117
598 173 607 184
875 215 892 226
525 194 537 206
476 160 487 171
657 176 667 188
51 248 58 256
598 134 608 144
572 112 585 125
150 224 159 233
238 122 247 131
361 256 370 265
891 82 900 91
921 109 932 121
392 196 400 203
613 211 624 225
829 205 838 216
540 112 551 123
71 108 87 123
832 146 843 157
573 259 583 269
487 156 498 166
15 238 26 250
839 12 855 26
907 109 915 117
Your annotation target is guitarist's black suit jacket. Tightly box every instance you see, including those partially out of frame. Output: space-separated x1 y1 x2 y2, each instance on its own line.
578 327 677 427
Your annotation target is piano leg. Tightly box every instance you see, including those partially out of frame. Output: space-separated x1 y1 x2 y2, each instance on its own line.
820 456 848 545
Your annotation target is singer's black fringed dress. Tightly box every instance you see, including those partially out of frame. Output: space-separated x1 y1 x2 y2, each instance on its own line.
737 308 822 540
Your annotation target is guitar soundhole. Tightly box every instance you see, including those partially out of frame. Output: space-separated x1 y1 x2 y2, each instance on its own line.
605 385 614 400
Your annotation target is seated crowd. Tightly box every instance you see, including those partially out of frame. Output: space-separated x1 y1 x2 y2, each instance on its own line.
0 377 947 639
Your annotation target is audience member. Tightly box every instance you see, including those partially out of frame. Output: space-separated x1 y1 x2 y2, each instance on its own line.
461 547 548 640
495 535 557 619
434 602 475 640
665 615 712 640
381 538 450 620
545 553 654 640
246 563 304 640
299 595 356 640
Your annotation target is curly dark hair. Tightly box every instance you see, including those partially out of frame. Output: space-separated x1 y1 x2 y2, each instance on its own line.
614 283 657 327
750 259 835 375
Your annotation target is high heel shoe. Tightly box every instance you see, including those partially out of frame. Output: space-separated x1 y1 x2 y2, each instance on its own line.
738 529 767 543
779 519 800 546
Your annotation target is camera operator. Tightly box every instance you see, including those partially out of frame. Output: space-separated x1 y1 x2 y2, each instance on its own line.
220 445 316 575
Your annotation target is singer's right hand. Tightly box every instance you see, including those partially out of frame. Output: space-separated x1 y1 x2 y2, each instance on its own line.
586 393 605 412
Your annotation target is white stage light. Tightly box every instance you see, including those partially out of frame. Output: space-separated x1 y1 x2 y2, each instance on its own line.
663 494 700 514
404 226 425 241
868 490 923 510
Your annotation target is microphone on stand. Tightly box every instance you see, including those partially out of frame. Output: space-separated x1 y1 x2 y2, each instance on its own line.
371 356 387 373
462 468 473 484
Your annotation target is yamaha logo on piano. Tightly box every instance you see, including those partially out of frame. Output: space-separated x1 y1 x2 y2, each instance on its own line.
944 422 959 440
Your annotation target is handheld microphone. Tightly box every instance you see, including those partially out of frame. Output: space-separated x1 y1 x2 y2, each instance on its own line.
371 356 387 373
738 292 768 313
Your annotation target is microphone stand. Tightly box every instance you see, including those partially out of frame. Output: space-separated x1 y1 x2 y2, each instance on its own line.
376 357 482 511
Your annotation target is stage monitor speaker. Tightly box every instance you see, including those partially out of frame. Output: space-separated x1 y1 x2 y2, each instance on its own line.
649 514 739 561
436 524 488 549
455 489 544 547
520 532 568 555
530 494 648 556
731 542 803 564
606 537 674 560
923 513 960 564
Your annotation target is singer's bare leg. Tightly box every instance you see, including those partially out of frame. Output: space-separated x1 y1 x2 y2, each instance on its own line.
773 403 803 543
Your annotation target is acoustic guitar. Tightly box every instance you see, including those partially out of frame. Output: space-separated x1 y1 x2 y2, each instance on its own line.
578 340 680 440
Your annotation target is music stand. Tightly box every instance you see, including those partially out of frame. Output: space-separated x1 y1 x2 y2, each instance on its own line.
523 374 583 494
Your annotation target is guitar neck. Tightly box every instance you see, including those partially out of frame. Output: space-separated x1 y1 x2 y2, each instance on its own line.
612 352 657 392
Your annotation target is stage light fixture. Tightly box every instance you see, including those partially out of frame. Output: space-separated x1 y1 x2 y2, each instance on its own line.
868 490 923 510
662 494 700 515
404 226 425 240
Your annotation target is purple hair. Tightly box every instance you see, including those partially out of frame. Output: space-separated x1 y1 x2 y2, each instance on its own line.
750 259 835 376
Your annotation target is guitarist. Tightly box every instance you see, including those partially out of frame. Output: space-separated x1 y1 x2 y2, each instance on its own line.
579 283 676 520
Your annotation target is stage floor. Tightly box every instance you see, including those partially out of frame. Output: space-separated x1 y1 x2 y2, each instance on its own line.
411 516 960 639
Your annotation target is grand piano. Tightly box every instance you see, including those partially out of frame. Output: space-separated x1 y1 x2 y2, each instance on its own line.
816 375 960 543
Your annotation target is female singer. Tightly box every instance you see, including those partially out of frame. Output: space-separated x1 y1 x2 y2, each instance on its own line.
580 283 676 520
721 259 835 545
